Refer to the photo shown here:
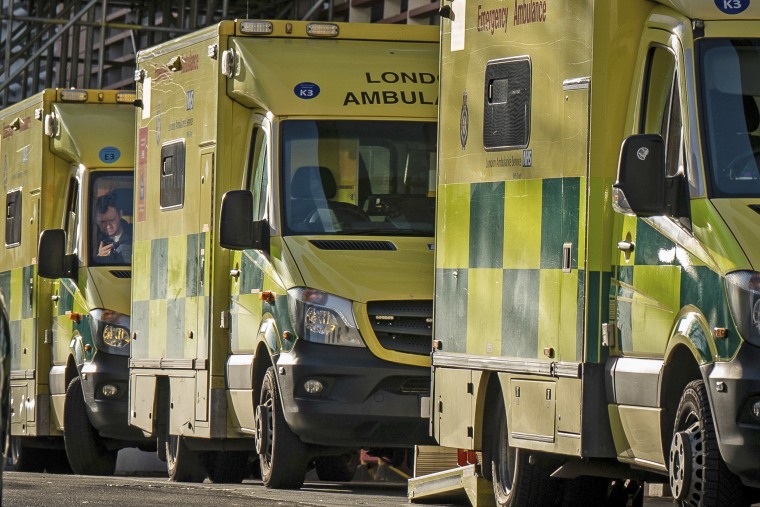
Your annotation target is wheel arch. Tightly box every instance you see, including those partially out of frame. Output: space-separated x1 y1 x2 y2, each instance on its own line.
153 376 170 437
69 332 86 366
64 355 79 390
659 341 705 466
252 339 274 406
477 371 505 475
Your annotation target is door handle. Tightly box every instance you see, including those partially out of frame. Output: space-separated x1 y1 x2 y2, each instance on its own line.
617 241 634 253
230 269 240 279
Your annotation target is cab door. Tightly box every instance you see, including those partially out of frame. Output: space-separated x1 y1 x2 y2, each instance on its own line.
227 115 271 431
610 28 687 464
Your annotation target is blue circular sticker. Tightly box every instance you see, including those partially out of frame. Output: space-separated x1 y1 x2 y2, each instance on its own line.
99 146 121 164
294 82 320 100
715 0 750 14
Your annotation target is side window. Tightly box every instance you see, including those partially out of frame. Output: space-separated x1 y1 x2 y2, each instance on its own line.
5 189 21 248
91 174 134 266
65 177 79 254
483 56 531 151
641 45 684 177
247 126 269 221
160 139 185 210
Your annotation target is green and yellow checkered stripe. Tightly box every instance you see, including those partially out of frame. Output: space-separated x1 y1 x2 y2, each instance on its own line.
1 266 37 371
227 247 294 354
435 177 587 362
435 176 738 364
613 217 737 359
131 233 209 361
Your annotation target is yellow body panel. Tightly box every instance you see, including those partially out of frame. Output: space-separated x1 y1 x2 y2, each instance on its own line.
130 19 439 451
1 90 134 441
424 0 760 500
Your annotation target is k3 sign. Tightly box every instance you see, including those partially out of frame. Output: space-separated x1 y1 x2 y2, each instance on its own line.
716 0 750 14
294 82 321 100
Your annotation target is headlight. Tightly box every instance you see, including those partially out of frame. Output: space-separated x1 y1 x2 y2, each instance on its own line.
725 271 760 346
287 288 365 347
103 324 130 348
91 309 131 356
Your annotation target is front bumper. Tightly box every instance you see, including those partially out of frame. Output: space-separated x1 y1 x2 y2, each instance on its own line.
80 352 150 443
706 342 760 488
275 339 434 448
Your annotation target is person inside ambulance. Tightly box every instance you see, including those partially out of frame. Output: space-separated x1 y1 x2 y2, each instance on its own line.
93 191 132 264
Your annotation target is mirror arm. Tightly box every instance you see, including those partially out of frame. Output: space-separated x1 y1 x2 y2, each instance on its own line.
63 254 78 280
251 219 270 254
665 173 691 222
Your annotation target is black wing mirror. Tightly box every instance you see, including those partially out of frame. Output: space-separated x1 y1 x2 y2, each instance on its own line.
613 134 667 217
38 229 77 279
219 190 269 252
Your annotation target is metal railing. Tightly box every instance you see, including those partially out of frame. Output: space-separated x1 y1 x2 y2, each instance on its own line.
0 0 438 107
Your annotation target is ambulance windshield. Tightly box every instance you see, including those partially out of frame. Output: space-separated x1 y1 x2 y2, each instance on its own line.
699 38 760 197
89 173 134 266
281 120 436 236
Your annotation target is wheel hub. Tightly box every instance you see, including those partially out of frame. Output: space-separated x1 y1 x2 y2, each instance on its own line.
254 404 269 455
669 430 692 500
669 422 704 503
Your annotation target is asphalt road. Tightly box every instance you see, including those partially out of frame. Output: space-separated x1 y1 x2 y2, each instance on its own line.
2 471 681 507
4 472 434 507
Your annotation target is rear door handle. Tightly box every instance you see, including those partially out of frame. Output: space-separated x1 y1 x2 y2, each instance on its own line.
617 241 634 252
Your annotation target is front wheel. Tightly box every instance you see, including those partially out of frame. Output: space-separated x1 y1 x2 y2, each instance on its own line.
9 437 45 472
669 380 748 507
206 451 248 483
257 366 306 489
166 434 206 482
490 394 559 507
63 377 117 475
315 452 359 482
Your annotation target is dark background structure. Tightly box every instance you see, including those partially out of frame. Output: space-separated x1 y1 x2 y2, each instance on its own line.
0 0 440 106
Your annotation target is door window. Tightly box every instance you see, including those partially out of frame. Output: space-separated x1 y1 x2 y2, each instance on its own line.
247 125 269 221
640 45 685 178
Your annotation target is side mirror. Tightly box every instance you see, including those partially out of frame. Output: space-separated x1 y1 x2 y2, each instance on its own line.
219 190 269 251
613 134 667 217
38 229 77 279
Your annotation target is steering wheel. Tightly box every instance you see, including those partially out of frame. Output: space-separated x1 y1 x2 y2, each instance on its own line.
305 204 369 229
725 146 760 181
366 196 399 218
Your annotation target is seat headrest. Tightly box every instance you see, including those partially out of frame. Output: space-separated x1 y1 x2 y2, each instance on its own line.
744 95 760 132
291 166 336 199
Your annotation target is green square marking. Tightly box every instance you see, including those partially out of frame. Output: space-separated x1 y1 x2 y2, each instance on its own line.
469 182 504 269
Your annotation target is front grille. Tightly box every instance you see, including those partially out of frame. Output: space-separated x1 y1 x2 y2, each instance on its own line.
310 239 397 251
400 377 430 394
367 300 433 356
109 270 131 278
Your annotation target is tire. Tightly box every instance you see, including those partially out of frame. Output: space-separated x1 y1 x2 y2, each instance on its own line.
559 475 609 507
166 434 206 483
9 436 45 472
490 394 559 507
44 450 73 474
315 452 359 482
258 366 306 489
206 451 248 484
560 476 642 507
63 377 117 476
669 380 748 507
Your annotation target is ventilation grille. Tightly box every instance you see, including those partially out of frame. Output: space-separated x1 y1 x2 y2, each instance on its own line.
367 300 433 355
400 378 431 394
310 240 397 251
109 270 131 279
